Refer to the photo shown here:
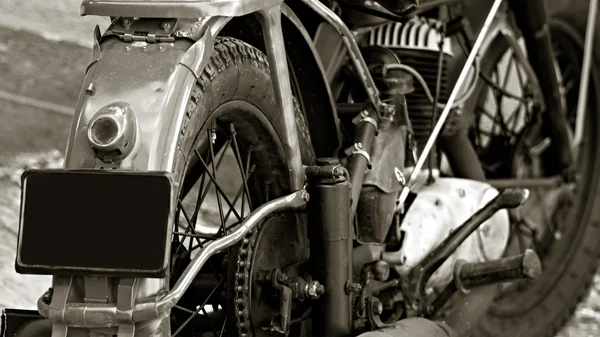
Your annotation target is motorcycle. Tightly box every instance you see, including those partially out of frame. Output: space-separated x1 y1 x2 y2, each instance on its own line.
2 0 599 336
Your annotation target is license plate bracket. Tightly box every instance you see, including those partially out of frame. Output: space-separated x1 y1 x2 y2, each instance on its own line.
16 169 173 277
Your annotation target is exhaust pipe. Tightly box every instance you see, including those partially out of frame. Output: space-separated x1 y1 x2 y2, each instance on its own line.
1 309 51 337
356 317 457 337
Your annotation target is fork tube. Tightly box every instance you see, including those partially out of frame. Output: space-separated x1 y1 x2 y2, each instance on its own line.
508 0 574 172
573 0 599 155
258 4 305 191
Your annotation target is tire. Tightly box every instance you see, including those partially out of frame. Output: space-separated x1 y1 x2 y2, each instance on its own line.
469 7 600 337
167 37 314 336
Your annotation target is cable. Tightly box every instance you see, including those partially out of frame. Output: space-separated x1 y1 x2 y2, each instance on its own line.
384 58 479 109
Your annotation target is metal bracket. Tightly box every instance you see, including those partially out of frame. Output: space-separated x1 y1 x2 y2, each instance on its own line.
107 17 178 43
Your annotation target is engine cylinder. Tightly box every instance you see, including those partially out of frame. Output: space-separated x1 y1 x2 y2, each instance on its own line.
366 18 463 159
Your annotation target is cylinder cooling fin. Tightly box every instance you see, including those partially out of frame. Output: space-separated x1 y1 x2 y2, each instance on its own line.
365 18 461 156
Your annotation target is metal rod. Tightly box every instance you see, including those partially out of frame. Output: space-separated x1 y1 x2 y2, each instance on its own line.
301 0 383 112
486 176 563 189
397 0 504 207
258 4 305 191
38 190 308 327
573 0 599 154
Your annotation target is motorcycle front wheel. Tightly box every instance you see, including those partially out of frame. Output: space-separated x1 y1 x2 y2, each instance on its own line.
468 8 600 337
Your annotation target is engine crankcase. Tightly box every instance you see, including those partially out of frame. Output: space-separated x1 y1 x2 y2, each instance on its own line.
387 176 510 288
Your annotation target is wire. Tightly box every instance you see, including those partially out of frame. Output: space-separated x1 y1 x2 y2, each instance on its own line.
384 58 480 109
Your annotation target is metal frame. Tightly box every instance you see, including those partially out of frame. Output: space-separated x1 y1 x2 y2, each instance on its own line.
21 0 598 335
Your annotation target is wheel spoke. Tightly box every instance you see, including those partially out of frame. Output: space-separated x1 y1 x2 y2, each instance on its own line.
194 149 243 222
208 128 228 236
502 53 515 90
229 124 254 212
191 138 232 227
224 164 256 225
172 277 225 336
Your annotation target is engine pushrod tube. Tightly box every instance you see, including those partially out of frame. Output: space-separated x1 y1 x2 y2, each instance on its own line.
398 0 504 206
38 190 308 327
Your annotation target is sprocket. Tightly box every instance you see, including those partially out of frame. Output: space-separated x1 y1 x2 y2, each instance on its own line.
228 214 311 337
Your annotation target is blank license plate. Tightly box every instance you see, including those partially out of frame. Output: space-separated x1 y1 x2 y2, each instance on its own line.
16 169 173 277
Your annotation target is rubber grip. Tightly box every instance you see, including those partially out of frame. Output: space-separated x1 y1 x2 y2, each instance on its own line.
454 249 542 292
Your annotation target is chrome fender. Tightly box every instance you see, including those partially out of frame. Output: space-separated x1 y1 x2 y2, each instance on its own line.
64 17 230 173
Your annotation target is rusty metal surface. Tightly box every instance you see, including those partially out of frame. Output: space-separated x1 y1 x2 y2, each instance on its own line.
81 0 283 18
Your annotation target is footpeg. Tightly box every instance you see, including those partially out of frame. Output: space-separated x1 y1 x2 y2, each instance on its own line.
403 188 529 315
453 249 542 293
431 249 542 313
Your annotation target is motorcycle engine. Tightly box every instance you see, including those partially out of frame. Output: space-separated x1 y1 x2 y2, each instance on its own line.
354 16 511 290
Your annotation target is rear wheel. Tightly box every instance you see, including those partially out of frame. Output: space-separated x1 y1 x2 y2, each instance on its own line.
469 14 600 337
167 37 314 337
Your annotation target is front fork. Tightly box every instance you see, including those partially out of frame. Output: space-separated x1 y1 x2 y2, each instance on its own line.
507 0 574 173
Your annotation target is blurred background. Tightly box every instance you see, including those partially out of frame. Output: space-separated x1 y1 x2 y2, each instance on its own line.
0 1 598 336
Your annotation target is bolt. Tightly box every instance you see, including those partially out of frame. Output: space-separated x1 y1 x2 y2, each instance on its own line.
361 110 369 117
346 282 362 294
160 22 171 31
121 18 131 27
124 46 131 51
141 46 148 52
158 45 164 51
306 281 324 299
302 191 310 202
356 142 363 149
372 261 390 281
276 271 288 284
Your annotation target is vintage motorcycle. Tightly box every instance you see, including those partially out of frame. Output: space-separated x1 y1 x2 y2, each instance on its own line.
2 0 600 336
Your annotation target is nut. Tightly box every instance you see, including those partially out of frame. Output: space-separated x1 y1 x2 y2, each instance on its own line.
306 281 325 299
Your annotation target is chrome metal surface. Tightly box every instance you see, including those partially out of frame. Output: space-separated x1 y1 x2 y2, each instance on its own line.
301 0 383 112
81 0 283 18
366 18 453 55
87 101 138 161
157 189 307 314
64 18 227 172
397 0 504 207
257 4 304 190
179 16 231 78
36 190 308 327
383 177 510 289
572 0 598 155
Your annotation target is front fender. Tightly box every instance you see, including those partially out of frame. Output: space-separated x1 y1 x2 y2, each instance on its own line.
64 17 230 172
